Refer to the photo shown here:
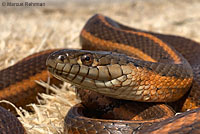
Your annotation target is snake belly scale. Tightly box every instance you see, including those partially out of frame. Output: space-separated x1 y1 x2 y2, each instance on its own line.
0 14 200 134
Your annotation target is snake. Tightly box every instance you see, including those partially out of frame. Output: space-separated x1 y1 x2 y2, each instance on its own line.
0 14 200 134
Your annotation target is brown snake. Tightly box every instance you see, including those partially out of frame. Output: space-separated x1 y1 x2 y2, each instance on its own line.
0 14 200 133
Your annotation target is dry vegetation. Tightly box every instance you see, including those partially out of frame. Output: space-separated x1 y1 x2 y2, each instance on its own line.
0 0 200 133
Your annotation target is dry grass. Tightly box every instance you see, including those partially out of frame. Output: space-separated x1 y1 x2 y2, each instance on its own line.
0 0 200 133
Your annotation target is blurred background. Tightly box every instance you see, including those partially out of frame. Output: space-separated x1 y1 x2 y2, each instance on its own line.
1 0 200 69
0 0 200 133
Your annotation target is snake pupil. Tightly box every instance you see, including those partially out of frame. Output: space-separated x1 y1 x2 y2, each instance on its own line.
85 56 90 61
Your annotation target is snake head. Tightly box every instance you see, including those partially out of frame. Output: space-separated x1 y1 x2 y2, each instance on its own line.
46 49 134 95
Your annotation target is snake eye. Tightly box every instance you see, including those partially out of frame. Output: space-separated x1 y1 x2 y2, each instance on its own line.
57 55 65 62
81 54 93 66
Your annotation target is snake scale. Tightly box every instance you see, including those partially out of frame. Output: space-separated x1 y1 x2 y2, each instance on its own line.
0 14 200 134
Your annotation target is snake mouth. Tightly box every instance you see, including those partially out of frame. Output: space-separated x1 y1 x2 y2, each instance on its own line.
47 57 131 95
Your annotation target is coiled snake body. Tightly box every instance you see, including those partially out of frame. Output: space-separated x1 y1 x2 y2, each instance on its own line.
0 14 200 133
